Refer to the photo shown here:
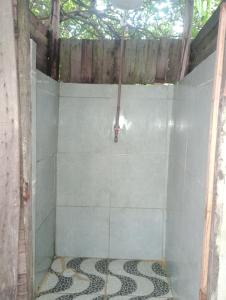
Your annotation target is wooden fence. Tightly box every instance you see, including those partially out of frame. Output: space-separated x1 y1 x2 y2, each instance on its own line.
27 3 221 83
60 38 183 84
27 7 221 84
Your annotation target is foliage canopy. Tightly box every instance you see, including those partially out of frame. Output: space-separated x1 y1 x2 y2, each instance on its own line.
30 0 221 39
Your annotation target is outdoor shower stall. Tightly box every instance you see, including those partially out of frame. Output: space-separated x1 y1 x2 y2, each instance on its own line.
3 1 226 300
33 47 215 300
30 4 226 300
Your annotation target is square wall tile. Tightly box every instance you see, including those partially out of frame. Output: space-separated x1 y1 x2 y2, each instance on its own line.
35 209 56 264
35 209 56 285
36 89 59 161
37 70 59 96
56 206 109 257
58 97 114 153
60 83 117 98
57 153 111 207
182 52 215 86
121 85 172 100
186 82 212 185
111 153 167 209
166 160 185 212
110 208 163 259
180 172 206 264
110 98 169 155
36 155 57 229
169 84 195 168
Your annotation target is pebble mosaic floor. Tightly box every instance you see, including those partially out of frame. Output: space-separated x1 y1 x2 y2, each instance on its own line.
36 257 173 300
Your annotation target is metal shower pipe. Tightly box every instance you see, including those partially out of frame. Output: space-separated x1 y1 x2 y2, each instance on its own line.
114 13 127 143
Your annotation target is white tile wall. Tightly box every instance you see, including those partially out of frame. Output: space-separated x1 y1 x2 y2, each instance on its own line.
56 84 174 259
36 73 59 161
36 155 56 229
56 207 109 257
110 98 169 155
109 208 164 259
110 153 167 209
165 53 215 299
34 54 215 297
186 83 213 185
33 50 216 297
57 152 111 207
35 209 56 283
35 71 59 288
58 97 115 154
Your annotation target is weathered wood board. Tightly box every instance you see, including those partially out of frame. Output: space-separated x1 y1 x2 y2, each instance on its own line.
60 38 183 84
17 0 33 298
0 1 21 299
190 2 226 71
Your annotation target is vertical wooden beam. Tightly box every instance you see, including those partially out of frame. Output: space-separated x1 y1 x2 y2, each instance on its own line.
0 1 20 299
200 3 226 300
180 0 194 80
17 0 33 299
49 0 60 80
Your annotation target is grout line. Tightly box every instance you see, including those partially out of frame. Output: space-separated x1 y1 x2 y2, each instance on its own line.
57 205 165 210
162 209 166 258
59 96 172 101
60 96 113 99
57 151 167 156
37 152 57 163
37 89 58 97
36 207 56 232
104 271 109 299
108 206 111 260
108 161 112 260
197 78 214 87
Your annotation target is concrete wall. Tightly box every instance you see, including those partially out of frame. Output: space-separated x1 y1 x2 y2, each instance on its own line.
35 71 59 288
56 84 174 259
165 53 216 299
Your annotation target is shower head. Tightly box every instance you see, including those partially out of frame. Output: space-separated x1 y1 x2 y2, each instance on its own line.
111 0 143 10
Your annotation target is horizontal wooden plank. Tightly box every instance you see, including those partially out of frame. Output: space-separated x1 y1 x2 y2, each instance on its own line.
190 2 225 71
190 24 218 70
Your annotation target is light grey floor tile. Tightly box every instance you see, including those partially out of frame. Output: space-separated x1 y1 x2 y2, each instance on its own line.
37 257 107 298
106 259 172 298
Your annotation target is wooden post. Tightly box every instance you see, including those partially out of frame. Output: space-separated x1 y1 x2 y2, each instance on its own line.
180 0 194 80
17 0 33 299
0 1 21 299
49 0 60 80
200 3 226 300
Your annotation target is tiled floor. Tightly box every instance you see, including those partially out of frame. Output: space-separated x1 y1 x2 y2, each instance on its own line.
36 257 173 300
